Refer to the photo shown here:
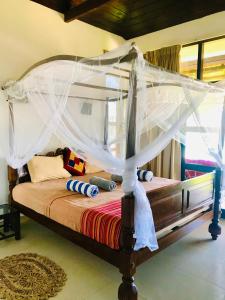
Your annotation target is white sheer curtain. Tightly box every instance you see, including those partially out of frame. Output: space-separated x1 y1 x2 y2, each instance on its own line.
0 43 225 251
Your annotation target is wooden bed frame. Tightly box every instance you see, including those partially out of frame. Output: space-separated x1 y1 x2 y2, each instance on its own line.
7 46 223 299
8 162 221 300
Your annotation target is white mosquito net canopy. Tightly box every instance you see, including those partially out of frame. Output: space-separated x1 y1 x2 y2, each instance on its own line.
0 43 225 251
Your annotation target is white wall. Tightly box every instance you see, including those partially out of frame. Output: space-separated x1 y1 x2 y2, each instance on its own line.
0 0 124 204
129 11 225 52
0 0 124 83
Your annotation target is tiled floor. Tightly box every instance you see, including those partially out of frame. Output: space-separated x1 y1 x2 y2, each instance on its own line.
1 217 225 300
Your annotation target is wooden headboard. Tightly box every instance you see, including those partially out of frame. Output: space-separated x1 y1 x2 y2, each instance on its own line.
8 166 18 204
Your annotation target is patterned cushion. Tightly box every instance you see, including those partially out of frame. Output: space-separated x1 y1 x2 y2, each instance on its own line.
63 148 85 176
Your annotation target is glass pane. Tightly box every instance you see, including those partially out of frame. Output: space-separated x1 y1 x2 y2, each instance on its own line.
203 37 225 82
180 45 198 79
185 132 216 162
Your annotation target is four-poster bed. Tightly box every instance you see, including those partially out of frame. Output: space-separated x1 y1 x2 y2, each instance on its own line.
2 44 225 300
8 163 218 300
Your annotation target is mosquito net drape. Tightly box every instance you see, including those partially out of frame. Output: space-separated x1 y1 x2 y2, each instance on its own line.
0 43 225 251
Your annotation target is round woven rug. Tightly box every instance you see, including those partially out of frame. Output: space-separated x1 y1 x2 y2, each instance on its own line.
0 253 67 300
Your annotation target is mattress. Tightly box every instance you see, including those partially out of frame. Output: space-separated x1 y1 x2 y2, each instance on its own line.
13 172 179 249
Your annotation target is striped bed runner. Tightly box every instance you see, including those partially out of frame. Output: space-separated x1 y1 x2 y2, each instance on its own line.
80 199 121 250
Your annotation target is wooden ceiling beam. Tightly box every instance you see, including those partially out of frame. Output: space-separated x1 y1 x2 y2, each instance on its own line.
31 0 225 39
64 0 112 22
31 0 69 13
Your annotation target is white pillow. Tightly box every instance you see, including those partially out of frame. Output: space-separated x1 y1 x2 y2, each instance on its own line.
28 155 71 183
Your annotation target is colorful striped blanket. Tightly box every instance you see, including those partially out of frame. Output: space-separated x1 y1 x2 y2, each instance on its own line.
80 199 121 250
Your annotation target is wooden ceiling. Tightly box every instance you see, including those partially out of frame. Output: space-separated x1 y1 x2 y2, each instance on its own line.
31 0 225 39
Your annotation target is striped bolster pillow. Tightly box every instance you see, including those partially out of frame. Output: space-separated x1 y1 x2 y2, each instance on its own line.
112 170 153 183
137 169 153 182
66 180 99 198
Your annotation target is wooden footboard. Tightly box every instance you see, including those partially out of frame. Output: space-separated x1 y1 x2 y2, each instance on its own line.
182 172 214 214
148 172 214 231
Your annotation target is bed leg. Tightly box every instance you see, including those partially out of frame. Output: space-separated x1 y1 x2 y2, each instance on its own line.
119 192 138 300
118 254 137 300
209 223 221 240
118 275 137 300
209 168 222 240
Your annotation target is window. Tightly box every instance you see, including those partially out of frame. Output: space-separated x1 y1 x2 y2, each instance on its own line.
180 36 225 81
203 38 225 82
180 36 225 161
180 45 198 79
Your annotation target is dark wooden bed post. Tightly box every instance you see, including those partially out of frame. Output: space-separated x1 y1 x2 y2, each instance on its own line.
8 102 17 204
8 165 21 240
8 102 21 240
118 45 138 300
8 103 21 240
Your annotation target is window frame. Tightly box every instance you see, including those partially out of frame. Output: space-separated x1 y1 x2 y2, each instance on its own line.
182 34 225 81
